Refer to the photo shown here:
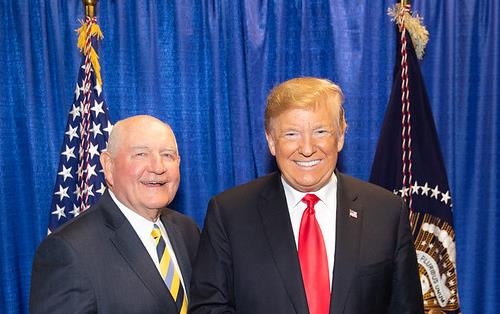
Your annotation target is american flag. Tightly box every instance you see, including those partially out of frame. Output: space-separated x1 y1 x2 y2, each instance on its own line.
370 5 461 313
48 16 112 233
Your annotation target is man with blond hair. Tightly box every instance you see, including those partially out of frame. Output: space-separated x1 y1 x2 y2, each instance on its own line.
31 115 199 314
190 78 423 314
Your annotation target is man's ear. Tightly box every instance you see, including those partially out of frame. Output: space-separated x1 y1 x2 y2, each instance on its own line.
265 131 277 156
100 151 114 187
337 132 345 152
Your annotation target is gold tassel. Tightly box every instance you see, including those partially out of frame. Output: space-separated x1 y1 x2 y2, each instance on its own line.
388 4 429 60
89 48 102 87
75 20 104 86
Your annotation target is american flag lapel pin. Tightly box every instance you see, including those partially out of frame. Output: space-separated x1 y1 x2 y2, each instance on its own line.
349 209 358 219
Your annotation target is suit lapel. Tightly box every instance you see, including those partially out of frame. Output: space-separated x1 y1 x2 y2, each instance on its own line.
330 172 362 314
257 174 309 314
161 211 192 299
100 192 176 310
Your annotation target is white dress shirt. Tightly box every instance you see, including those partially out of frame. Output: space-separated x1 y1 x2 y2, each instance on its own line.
109 190 187 296
282 173 338 289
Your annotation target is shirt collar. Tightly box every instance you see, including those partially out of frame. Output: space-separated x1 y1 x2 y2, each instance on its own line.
281 172 337 209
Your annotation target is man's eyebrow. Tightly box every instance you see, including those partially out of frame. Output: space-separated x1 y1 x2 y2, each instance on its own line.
160 148 178 154
128 146 178 154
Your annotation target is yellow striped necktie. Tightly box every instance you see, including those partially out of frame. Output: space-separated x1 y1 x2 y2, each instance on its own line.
151 224 188 314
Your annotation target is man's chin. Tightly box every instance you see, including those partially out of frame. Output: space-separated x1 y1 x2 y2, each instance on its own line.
145 201 170 210
288 176 330 192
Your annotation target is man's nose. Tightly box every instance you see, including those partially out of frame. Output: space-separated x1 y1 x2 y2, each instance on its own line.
298 133 316 156
149 153 166 173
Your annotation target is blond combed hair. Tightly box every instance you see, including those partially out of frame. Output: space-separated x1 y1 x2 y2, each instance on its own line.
264 77 347 135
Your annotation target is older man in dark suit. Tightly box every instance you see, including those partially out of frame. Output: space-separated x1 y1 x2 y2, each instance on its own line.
30 115 199 314
190 77 423 314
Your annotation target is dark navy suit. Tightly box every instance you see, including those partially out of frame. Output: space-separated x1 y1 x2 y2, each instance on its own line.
190 171 423 314
30 191 199 314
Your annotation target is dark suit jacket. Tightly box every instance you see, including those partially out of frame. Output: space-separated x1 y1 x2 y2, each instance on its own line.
30 191 200 314
190 171 423 314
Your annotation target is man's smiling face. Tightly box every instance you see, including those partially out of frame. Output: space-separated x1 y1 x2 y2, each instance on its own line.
101 116 180 220
266 101 344 192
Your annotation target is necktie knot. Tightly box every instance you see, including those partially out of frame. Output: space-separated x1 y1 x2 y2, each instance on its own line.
302 193 320 210
151 224 161 240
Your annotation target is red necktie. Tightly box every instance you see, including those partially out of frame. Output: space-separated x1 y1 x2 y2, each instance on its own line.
298 194 330 314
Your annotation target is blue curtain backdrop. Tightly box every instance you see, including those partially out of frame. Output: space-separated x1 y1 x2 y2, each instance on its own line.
0 0 498 313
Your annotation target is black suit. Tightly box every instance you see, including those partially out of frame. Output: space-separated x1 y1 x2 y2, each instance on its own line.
190 171 423 314
30 191 200 314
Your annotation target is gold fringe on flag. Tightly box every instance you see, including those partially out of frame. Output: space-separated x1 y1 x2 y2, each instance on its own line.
76 20 104 86
388 4 429 60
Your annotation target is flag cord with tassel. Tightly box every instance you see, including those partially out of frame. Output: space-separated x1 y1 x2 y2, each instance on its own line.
76 0 104 213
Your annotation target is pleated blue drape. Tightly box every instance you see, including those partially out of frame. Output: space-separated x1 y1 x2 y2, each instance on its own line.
0 1 498 313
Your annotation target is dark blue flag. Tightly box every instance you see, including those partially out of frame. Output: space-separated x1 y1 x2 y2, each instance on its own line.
48 17 112 233
370 5 461 313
